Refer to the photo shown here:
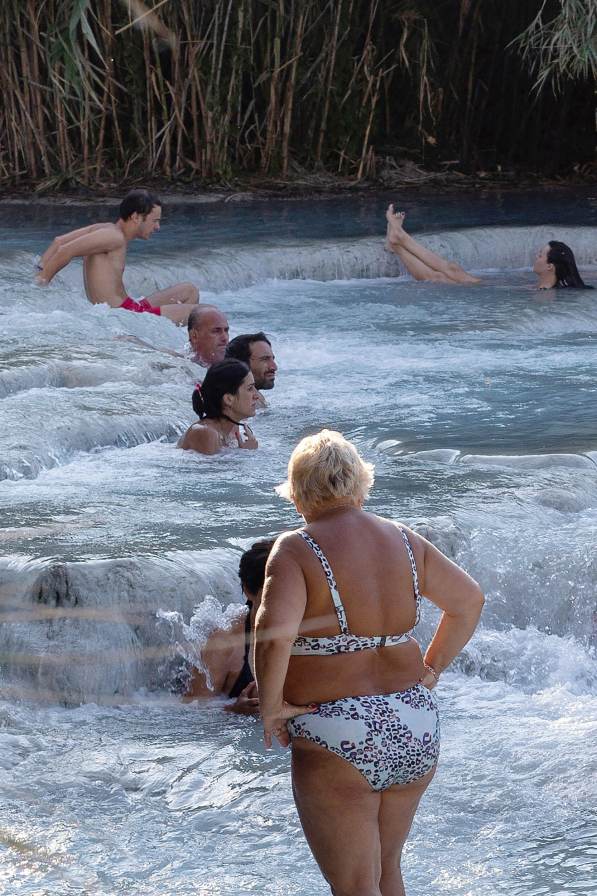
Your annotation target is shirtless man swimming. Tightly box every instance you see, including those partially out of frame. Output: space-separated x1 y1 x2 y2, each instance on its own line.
35 189 199 324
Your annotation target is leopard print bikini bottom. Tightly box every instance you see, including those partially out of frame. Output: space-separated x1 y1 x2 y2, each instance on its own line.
288 683 440 791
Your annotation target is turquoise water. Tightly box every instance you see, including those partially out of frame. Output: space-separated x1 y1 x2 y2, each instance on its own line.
0 190 595 894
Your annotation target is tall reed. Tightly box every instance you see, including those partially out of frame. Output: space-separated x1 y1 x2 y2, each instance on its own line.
0 0 593 188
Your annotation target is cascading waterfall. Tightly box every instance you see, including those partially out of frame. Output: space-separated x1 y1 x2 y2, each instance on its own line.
0 195 595 895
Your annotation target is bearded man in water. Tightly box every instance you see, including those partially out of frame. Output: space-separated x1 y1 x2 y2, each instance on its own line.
225 332 278 408
35 189 199 325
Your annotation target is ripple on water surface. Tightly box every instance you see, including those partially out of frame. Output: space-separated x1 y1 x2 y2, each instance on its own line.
0 196 595 895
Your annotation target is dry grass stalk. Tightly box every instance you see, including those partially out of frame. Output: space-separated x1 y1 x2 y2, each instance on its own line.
0 1 593 187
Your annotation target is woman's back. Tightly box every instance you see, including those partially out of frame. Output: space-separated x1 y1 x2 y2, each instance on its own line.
301 508 420 636
284 507 427 704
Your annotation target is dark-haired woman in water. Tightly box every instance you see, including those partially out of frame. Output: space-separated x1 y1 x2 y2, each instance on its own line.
178 358 259 455
533 240 593 289
385 204 592 289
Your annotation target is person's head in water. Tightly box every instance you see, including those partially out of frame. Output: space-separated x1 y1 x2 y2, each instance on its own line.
118 189 162 240
192 359 259 421
226 333 278 391
188 305 230 366
534 241 592 289
239 538 276 605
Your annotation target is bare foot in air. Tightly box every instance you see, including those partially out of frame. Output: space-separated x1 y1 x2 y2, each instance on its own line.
385 203 406 249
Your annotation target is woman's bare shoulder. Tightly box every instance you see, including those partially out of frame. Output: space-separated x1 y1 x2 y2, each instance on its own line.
371 514 427 561
178 422 220 455
266 529 307 567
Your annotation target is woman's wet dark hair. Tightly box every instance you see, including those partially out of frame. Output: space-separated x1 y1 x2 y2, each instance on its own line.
238 538 276 595
547 241 593 289
192 359 250 419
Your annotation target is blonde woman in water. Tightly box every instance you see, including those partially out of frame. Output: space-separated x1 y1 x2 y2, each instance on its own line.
255 430 484 895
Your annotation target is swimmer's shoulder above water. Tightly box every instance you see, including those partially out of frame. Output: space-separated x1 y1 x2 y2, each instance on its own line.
177 360 260 456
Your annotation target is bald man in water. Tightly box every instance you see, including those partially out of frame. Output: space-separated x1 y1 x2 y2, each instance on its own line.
116 304 230 368
187 305 230 367
35 189 199 324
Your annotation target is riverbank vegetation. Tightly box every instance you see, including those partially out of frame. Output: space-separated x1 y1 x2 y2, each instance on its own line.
1 0 594 191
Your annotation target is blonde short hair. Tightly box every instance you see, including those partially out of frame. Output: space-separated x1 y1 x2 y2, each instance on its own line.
277 429 374 513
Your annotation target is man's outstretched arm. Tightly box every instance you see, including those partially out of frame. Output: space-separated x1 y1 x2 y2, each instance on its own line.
36 226 124 284
114 334 185 359
38 223 112 269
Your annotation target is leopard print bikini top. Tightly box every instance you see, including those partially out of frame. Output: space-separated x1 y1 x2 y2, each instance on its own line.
291 527 421 656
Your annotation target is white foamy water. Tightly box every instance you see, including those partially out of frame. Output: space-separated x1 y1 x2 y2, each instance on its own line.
0 194 596 895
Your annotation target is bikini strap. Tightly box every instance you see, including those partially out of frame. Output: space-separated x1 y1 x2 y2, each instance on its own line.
243 600 253 664
299 531 349 634
399 528 421 625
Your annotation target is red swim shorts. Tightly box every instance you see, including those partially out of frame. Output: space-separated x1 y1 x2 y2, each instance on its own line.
120 297 161 316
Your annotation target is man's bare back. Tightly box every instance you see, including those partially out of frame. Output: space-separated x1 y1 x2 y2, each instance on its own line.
82 224 128 306
35 189 199 325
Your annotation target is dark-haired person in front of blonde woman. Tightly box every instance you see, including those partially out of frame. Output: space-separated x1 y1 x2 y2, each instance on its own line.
185 538 275 714
177 359 259 455
35 188 199 322
385 204 593 289
254 430 484 896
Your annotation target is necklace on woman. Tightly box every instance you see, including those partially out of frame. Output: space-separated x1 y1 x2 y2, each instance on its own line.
219 431 237 447
216 414 240 447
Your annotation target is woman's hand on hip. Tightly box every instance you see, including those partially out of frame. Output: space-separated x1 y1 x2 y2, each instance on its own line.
262 701 317 749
